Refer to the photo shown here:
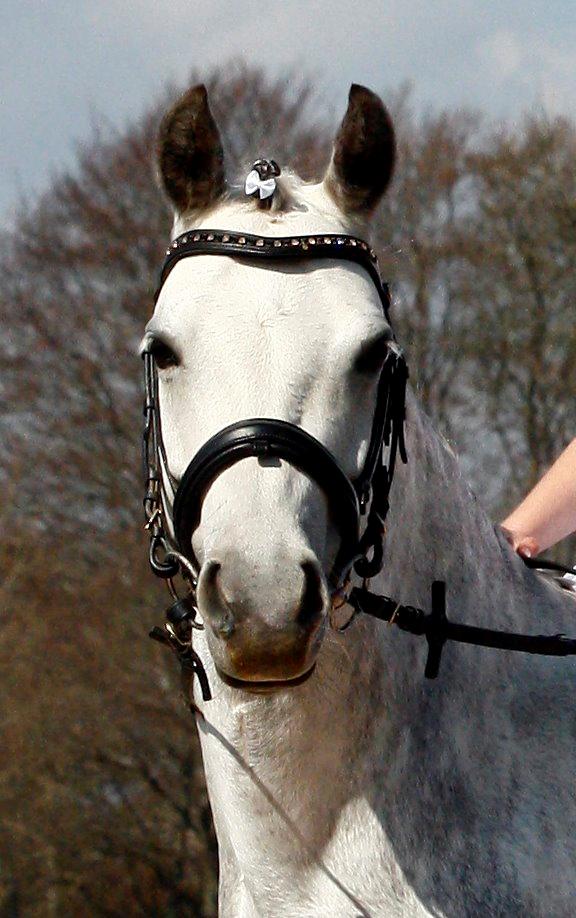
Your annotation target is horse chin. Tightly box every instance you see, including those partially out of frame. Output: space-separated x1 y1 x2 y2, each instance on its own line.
216 663 316 694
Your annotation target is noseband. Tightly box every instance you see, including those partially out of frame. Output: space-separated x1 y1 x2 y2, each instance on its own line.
143 229 576 706
172 420 362 587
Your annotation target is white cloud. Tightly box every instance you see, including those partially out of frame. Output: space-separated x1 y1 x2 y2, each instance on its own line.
478 29 523 82
535 45 575 115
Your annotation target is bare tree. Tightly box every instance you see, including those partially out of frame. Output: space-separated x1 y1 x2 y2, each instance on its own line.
0 63 331 917
375 97 482 433
460 113 576 534
3 64 576 916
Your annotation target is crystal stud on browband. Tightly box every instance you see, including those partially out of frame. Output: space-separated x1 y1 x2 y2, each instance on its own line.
245 159 281 205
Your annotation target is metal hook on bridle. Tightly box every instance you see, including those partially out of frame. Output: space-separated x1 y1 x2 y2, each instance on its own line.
149 534 180 579
163 549 199 589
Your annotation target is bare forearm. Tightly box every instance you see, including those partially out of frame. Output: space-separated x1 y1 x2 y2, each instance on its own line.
502 438 576 553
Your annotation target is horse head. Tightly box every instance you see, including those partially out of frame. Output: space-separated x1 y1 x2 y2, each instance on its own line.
143 84 397 691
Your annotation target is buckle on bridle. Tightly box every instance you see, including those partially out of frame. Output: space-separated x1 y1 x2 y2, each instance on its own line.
329 578 361 632
149 534 180 579
359 486 372 515
149 589 211 703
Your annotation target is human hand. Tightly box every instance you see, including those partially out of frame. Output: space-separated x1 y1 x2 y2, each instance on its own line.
500 526 539 559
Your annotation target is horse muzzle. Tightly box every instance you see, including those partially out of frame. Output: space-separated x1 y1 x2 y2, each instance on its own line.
195 552 328 686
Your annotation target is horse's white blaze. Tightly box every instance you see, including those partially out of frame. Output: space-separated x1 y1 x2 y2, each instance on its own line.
150 101 576 915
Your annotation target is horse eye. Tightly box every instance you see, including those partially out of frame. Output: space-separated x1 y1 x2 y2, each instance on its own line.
149 339 179 370
354 331 392 374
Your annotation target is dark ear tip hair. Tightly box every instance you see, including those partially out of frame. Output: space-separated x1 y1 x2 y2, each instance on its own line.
349 83 373 99
348 84 383 107
157 82 224 213
326 83 395 213
170 83 209 113
188 83 208 103
158 85 207 138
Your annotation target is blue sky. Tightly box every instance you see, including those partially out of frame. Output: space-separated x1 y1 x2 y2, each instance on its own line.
1 0 575 220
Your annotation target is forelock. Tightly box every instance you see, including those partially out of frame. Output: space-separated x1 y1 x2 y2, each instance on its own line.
172 170 368 239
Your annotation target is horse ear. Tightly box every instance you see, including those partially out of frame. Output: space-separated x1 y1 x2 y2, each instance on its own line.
157 84 225 214
324 84 395 214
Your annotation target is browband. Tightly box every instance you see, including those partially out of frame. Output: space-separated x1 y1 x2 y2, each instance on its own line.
156 229 392 322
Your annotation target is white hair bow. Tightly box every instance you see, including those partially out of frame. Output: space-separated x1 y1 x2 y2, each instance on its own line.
245 169 277 200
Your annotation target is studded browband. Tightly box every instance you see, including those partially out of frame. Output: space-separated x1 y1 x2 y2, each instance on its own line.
155 229 391 321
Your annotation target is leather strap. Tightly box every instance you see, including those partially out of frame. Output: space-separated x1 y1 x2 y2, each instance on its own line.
350 579 576 679
156 229 391 321
172 419 361 588
522 555 576 576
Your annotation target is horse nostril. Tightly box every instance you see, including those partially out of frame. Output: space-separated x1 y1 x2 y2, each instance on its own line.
216 616 235 638
297 560 326 627
198 560 236 638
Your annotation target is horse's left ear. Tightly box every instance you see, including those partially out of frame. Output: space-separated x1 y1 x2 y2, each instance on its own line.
324 84 396 213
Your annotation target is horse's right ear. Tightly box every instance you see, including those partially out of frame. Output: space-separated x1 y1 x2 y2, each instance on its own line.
157 84 225 214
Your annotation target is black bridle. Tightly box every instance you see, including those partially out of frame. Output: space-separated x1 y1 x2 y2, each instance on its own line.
143 230 408 589
142 228 576 706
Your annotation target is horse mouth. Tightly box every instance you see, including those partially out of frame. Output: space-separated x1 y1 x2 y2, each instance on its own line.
216 664 316 693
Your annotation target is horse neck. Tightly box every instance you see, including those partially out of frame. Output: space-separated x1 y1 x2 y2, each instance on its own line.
195 387 573 894
379 387 507 617
366 387 575 789
379 387 564 637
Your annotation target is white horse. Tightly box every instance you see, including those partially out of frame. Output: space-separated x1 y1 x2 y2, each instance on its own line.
145 83 576 916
